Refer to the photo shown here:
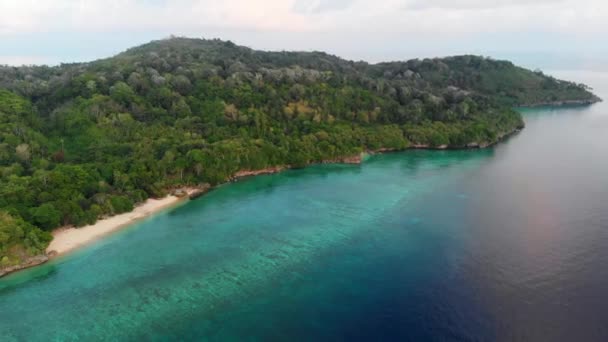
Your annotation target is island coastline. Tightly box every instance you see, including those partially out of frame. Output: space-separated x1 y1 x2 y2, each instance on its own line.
0 38 602 280
0 112 583 279
0 122 540 280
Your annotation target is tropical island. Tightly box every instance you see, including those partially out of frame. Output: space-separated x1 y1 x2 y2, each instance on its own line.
0 37 600 276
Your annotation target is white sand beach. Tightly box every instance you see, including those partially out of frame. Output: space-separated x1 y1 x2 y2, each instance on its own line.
47 194 190 257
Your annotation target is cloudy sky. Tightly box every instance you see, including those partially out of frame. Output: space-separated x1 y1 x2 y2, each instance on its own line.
0 0 606 70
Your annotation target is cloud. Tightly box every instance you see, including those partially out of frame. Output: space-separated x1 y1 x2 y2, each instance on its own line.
0 0 607 69
333 0 607 35
0 0 312 33
405 0 567 10
0 0 606 36
293 0 355 14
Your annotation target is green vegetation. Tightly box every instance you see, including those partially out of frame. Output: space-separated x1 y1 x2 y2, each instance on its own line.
0 37 598 266
0 211 51 268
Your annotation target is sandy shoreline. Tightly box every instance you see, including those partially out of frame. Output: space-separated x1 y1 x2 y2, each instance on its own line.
46 193 191 257
42 138 521 259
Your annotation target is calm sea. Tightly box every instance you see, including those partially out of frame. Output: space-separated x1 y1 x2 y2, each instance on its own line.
1 70 607 341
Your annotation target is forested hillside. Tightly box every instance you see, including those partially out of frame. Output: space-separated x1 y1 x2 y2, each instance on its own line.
0 37 599 268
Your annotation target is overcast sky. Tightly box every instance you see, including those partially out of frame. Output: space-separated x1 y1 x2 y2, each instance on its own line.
0 0 606 70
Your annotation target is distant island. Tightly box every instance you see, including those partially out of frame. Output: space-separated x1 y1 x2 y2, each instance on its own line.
0 37 600 276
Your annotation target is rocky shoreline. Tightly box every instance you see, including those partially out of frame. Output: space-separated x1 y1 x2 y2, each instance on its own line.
231 166 287 180
183 127 523 199
0 254 52 278
518 98 602 108
410 127 522 151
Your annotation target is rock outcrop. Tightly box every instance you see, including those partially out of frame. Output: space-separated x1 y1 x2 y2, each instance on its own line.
231 166 286 180
520 98 602 107
319 154 363 165
0 254 50 278
188 183 213 200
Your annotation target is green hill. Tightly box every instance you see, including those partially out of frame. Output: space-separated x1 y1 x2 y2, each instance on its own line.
0 37 599 268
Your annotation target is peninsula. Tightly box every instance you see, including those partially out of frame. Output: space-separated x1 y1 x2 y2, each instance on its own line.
0 37 600 277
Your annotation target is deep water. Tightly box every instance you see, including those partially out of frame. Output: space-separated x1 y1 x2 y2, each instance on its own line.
2 71 608 341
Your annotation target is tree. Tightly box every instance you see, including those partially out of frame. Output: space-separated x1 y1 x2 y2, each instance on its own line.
110 82 137 106
30 204 62 230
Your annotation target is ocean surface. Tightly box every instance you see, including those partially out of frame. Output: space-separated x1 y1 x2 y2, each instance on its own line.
1 71 608 341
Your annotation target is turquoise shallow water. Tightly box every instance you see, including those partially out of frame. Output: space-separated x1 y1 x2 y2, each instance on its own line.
2 71 608 341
